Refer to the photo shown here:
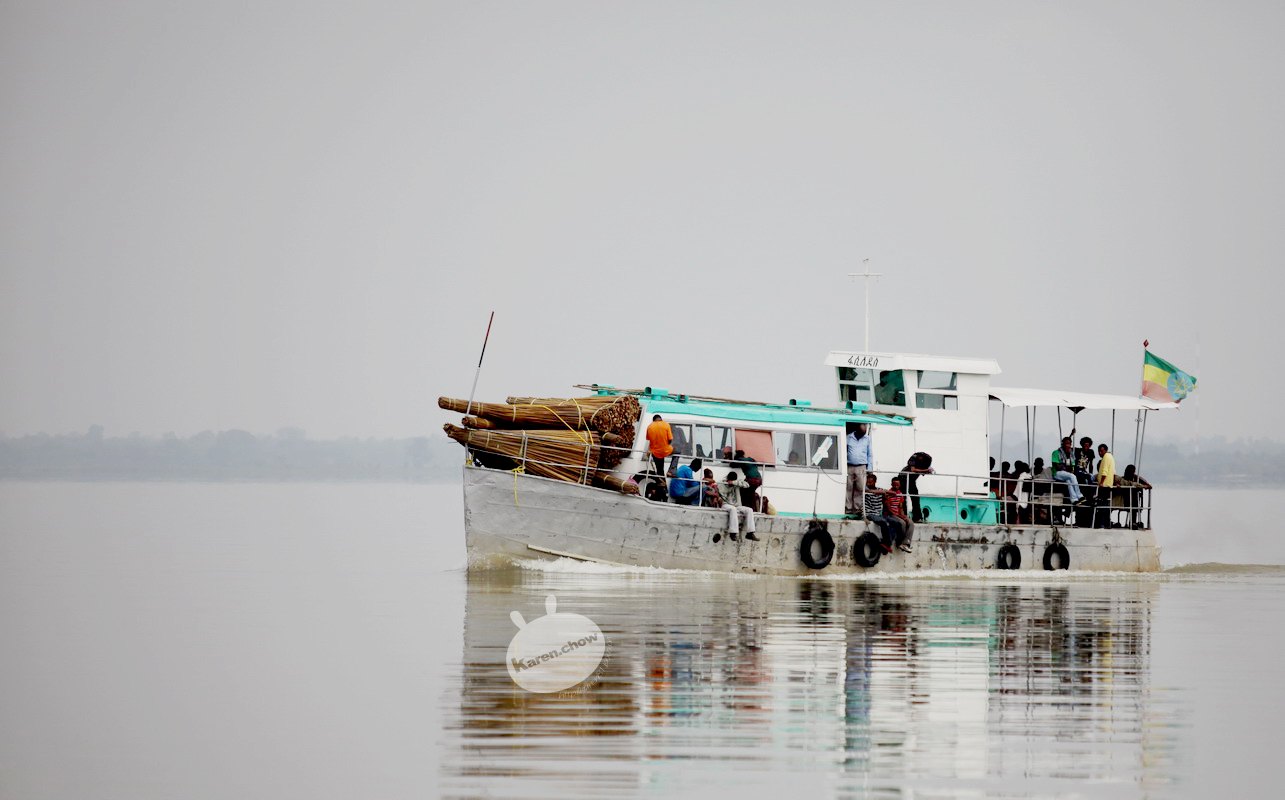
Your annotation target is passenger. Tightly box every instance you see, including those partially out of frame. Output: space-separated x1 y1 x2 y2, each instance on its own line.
732 449 763 508
861 473 899 551
669 425 691 475
669 457 703 505
1050 435 1085 504
1030 458 1054 523
1075 436 1096 481
717 471 758 541
1093 443 1117 528
1012 460 1032 524
701 468 721 507
999 461 1013 523
1075 436 1097 514
645 415 673 478
846 423 873 516
1117 465 1152 528
884 476 914 552
900 451 933 522
1096 444 1116 488
989 457 1000 498
787 450 803 466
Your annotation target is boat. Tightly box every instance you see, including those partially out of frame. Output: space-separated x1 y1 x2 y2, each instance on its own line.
444 349 1174 573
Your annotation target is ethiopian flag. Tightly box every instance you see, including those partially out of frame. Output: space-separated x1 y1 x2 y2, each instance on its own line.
1141 349 1197 404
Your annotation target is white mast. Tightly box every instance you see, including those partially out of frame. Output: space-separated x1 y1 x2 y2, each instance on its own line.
848 259 882 352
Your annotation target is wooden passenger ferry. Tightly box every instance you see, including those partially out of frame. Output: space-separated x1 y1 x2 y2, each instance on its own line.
445 350 1173 574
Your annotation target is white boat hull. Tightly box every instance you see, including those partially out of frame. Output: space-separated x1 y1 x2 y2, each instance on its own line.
462 465 1162 574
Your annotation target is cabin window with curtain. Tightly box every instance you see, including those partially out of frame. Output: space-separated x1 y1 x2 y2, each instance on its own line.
916 370 959 410
733 429 774 467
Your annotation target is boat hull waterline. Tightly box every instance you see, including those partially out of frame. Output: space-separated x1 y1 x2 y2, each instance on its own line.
463 466 1162 574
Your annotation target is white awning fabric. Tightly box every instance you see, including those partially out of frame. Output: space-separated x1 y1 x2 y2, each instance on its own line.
989 386 1177 411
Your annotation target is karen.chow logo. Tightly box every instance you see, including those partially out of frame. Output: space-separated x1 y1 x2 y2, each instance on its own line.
506 595 606 693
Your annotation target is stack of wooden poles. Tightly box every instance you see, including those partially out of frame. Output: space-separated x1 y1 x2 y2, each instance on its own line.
439 394 641 494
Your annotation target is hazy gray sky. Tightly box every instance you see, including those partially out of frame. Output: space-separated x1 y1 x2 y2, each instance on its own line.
2 2 1279 442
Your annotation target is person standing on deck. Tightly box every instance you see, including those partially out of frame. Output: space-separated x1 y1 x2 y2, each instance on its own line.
900 452 933 522
1096 444 1116 488
846 423 873 516
1094 444 1117 528
645 415 673 477
732 450 763 509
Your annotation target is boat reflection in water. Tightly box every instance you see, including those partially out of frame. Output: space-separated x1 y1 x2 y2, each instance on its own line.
442 567 1182 798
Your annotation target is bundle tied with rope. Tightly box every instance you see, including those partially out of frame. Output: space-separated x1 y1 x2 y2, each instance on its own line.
439 394 640 467
442 424 638 494
439 393 641 488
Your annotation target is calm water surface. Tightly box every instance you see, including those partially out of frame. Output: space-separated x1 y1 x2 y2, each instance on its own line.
1 482 1282 799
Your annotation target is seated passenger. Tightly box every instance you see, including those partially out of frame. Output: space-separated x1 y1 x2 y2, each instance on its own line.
669 458 703 505
1116 465 1152 528
701 468 721 507
717 471 758 541
884 476 914 552
861 473 900 551
1050 436 1085 504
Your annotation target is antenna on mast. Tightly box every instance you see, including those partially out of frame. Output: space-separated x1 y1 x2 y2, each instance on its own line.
847 258 882 351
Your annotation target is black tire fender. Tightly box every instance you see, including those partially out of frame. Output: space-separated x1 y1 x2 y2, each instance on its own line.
997 543 1022 570
800 527 835 570
853 531 882 568
1043 542 1070 571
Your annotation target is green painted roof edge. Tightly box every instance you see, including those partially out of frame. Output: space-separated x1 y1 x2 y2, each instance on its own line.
641 397 910 427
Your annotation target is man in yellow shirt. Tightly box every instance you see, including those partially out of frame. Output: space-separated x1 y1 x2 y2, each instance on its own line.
1096 444 1116 488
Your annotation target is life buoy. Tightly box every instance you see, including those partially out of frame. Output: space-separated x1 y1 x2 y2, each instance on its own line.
997 543 1021 570
800 527 835 570
853 531 882 568
1043 542 1070 570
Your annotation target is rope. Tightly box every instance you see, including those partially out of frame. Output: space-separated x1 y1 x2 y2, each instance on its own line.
511 464 525 506
516 402 590 443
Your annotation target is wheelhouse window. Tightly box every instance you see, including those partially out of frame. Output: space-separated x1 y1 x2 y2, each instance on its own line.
839 368 907 407
916 370 959 410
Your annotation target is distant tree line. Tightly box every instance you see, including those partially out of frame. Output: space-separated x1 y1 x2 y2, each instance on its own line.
2 427 1281 485
0 426 465 482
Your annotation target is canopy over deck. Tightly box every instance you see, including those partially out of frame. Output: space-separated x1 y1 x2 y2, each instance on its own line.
989 386 1177 411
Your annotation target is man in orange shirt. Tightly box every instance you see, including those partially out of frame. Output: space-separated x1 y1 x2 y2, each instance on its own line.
645 414 673 477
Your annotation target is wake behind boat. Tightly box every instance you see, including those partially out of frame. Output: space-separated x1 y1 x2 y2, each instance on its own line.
443 349 1178 574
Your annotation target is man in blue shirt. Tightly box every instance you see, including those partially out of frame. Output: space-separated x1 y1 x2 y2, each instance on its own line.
669 458 703 505
846 424 873 516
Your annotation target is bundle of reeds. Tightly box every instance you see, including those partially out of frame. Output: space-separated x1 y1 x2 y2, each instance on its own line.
444 424 601 484
438 394 640 467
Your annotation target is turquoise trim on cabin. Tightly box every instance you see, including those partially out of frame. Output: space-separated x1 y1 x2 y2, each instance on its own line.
917 496 999 525
641 398 909 427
